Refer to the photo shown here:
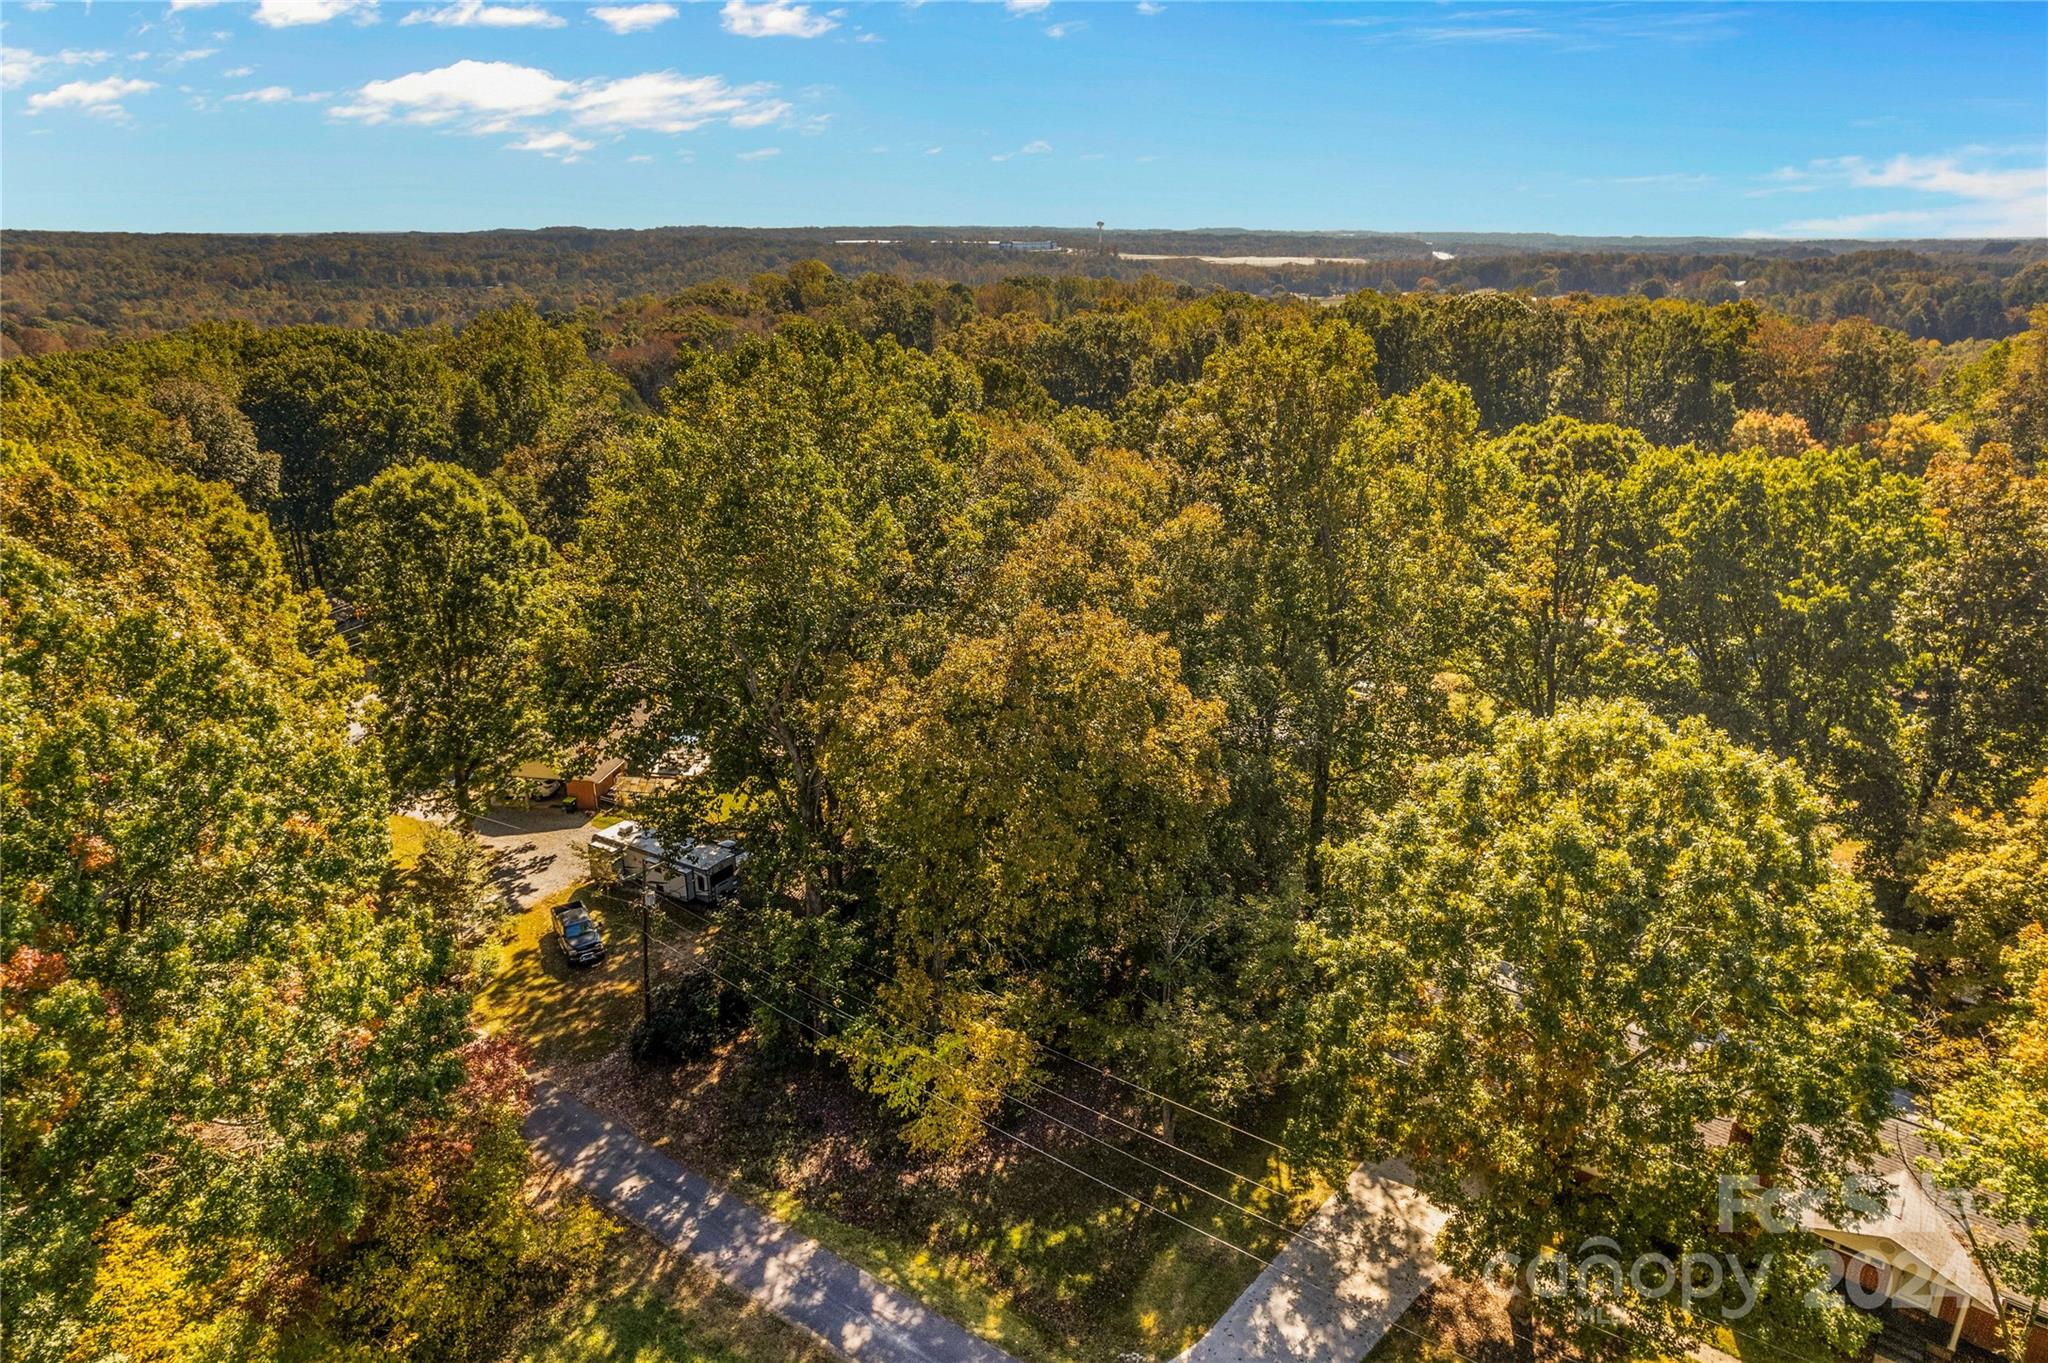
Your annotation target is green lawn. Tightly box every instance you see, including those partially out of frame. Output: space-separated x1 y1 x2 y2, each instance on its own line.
475 882 673 1065
514 1200 833 1363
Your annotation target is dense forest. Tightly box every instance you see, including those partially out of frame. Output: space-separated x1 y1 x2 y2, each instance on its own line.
5 265 2046 1363
4 227 2044 354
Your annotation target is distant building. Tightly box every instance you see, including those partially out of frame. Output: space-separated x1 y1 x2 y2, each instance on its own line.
1707 1114 2047 1362
514 752 624 811
995 240 1058 252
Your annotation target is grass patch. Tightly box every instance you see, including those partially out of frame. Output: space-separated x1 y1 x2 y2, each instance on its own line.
515 1196 833 1363
760 1188 1055 1358
479 877 1304 1358
604 1047 1320 1362
474 883 668 1065
388 813 434 871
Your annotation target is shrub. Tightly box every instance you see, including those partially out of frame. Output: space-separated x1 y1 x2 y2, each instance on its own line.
628 967 745 1065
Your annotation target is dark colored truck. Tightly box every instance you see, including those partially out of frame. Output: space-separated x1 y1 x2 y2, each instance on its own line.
551 899 607 967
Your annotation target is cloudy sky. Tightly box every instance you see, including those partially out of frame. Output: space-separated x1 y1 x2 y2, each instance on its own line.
2 0 2043 237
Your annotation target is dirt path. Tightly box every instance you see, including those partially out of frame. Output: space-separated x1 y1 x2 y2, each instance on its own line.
472 805 602 906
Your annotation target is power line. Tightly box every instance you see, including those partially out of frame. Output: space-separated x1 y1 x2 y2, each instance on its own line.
633 901 1836 1363
793 901 1298 1155
646 894 1325 1218
641 917 1747 1363
645 900 1342 1258
632 924 1507 1363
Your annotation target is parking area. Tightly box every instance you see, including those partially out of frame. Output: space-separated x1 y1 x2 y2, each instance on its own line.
469 804 674 1068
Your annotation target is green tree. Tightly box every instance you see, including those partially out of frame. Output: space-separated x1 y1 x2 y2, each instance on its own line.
1925 924 2048 1363
584 325 979 910
1910 442 2048 814
443 305 629 498
1908 773 2048 1023
841 603 1226 1009
1160 325 1492 896
1298 701 1902 1360
149 379 278 506
1615 443 1933 868
317 1040 610 1363
332 461 553 814
238 328 456 585
1 436 473 1362
1476 417 1650 716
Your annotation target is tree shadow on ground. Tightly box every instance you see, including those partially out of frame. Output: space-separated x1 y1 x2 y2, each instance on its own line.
476 883 698 1066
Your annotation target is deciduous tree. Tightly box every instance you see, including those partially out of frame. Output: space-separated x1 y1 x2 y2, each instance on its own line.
332 461 553 814
1298 701 1901 1359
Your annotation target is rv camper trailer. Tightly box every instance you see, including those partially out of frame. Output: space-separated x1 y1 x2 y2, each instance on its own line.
588 822 746 906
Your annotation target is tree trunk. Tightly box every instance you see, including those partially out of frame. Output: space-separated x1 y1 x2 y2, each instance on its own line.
1508 1265 1541 1363
1304 739 1330 905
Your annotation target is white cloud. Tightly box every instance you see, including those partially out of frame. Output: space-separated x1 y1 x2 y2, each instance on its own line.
164 47 220 67
1135 0 1162 12
720 0 834 39
508 129 593 158
924 144 942 155
168 0 226 8
991 137 1051 162
26 75 157 117
728 98 791 128
627 152 654 163
225 84 326 103
1754 149 2047 238
590 3 676 33
571 71 776 133
222 65 257 77
332 60 569 124
1044 20 1082 38
402 0 564 28
332 59 796 142
253 0 377 27
1005 0 1050 11
737 145 779 160
1581 171 1713 189
2 47 112 90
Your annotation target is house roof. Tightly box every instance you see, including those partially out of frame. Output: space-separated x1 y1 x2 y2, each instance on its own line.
579 755 626 784
1801 1165 1999 1308
1703 1112 2035 1314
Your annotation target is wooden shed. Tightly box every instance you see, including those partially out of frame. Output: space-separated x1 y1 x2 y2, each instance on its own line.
566 756 625 812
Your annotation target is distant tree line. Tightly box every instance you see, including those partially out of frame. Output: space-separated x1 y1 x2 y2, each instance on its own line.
4 227 2042 355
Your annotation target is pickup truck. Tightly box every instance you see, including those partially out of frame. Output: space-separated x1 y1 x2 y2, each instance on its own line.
551 899 607 967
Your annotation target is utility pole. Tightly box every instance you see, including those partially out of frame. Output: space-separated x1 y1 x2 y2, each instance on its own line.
639 889 653 1022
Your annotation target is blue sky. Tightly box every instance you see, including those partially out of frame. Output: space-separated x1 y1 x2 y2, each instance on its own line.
3 0 2044 237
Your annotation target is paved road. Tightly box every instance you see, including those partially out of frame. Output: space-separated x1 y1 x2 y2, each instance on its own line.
525 1081 1023 1363
1176 1163 1448 1363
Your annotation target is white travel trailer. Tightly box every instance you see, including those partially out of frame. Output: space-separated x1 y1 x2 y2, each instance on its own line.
588 820 680 887
589 822 747 906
